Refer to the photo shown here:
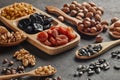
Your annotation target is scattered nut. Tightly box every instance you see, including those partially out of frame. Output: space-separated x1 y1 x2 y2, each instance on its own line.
61 7 70 13
111 17 119 24
58 16 64 22
95 35 103 43
102 25 108 32
70 10 77 16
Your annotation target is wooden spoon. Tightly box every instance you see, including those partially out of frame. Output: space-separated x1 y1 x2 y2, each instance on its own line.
0 66 57 79
76 39 120 59
46 6 103 36
109 20 120 39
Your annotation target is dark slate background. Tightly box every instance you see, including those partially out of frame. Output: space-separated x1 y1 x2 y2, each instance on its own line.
0 0 120 80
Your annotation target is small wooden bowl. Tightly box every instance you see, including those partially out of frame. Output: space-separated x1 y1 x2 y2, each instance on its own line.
109 20 120 39
77 26 103 36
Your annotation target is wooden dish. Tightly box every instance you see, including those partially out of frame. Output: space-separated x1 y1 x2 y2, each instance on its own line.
46 6 103 36
76 39 120 59
0 27 27 47
0 3 80 55
109 20 120 39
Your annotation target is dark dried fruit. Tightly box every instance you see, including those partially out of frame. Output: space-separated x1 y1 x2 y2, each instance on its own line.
18 13 52 34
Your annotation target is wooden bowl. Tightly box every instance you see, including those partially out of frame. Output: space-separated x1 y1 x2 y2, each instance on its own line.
109 20 120 39
0 3 80 55
77 25 103 36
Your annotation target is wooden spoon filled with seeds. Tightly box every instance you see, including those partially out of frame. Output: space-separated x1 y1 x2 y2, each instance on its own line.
0 65 57 79
76 39 120 59
0 26 27 46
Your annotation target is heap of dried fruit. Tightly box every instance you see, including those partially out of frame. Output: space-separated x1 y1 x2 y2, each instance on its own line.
13 48 36 67
35 65 56 76
1 2 36 20
0 26 26 45
18 13 53 34
37 26 76 47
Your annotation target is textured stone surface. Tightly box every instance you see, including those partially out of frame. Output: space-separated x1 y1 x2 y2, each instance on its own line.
0 0 120 80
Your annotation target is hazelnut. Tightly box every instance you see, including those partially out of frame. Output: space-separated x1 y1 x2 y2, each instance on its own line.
114 22 120 27
76 16 83 20
71 1 78 5
83 21 91 28
58 16 64 22
86 12 94 18
75 7 80 11
63 3 70 7
90 27 97 33
88 7 96 14
90 19 96 26
95 10 102 16
89 2 96 7
96 24 102 31
102 25 108 32
69 4 76 10
61 7 70 13
70 10 77 16
95 14 101 22
77 12 84 18
83 7 88 14
82 2 91 8
114 27 120 33
112 31 120 36
95 35 103 43
96 7 104 14
109 26 114 31
77 24 84 31
101 20 109 26
83 28 90 33
111 17 119 24
84 17 91 21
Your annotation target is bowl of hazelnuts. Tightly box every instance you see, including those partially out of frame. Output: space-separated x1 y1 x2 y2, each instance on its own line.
109 18 120 39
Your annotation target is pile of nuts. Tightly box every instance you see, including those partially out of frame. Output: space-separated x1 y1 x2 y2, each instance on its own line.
60 1 109 34
1 2 36 20
0 26 26 44
73 59 110 77
35 65 56 76
78 44 102 56
109 18 120 36
13 48 36 67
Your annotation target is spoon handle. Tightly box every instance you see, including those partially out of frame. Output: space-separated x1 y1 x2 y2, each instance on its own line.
0 72 30 79
46 6 81 26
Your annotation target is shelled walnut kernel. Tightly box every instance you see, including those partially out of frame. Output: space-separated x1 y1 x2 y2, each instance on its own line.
35 65 56 75
14 49 36 67
1 2 36 20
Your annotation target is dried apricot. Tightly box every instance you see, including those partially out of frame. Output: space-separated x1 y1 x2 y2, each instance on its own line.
44 40 52 46
56 35 68 45
37 31 48 42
